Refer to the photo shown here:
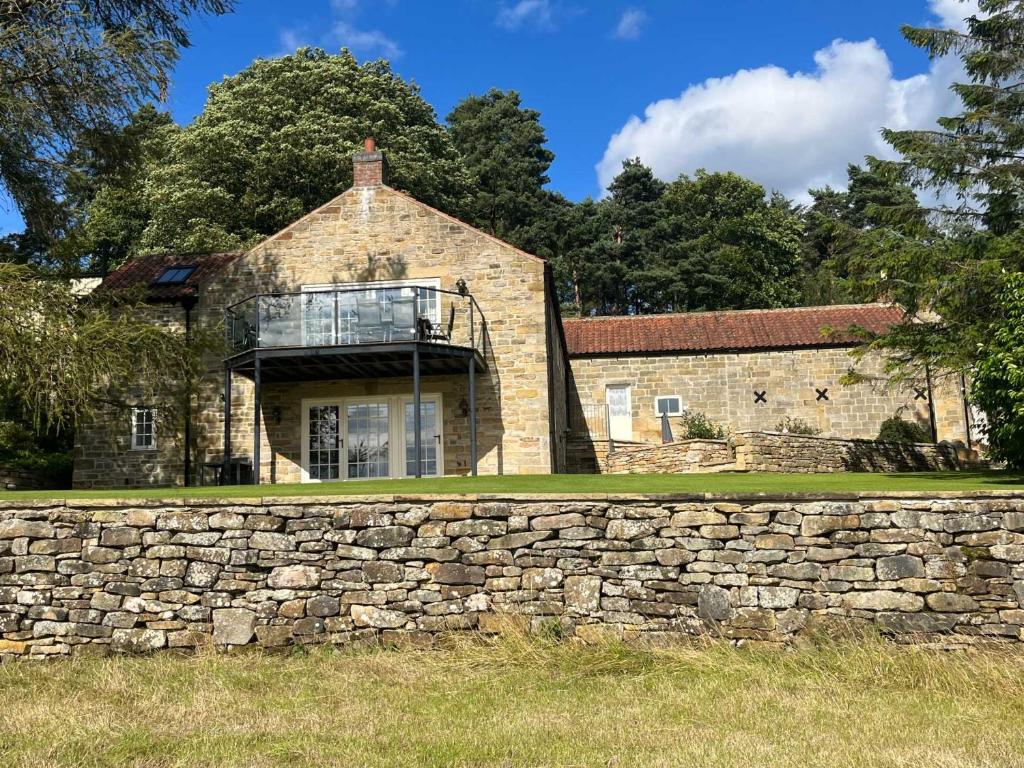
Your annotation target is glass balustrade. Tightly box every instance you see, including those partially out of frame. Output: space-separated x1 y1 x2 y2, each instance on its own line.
225 286 486 356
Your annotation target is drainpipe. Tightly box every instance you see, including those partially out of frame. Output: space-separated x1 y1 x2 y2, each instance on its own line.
182 298 197 487
924 364 938 444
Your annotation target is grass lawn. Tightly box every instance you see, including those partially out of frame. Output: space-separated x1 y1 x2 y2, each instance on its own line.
1 638 1022 767
2 469 1024 501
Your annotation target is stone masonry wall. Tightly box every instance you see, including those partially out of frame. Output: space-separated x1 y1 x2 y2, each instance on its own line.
198 184 556 482
568 347 970 446
73 303 189 490
733 432 983 473
3 492 1024 658
75 181 559 489
0 465 63 492
604 440 733 474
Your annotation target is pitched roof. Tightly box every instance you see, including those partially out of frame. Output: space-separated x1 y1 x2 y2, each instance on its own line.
96 251 242 301
563 304 906 357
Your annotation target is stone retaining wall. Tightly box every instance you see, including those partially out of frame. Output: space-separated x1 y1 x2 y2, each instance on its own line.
605 440 733 474
733 432 982 473
0 464 63 492
2 492 1023 658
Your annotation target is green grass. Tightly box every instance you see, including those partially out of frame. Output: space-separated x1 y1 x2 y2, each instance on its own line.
1 638 1023 767
3 469 1024 501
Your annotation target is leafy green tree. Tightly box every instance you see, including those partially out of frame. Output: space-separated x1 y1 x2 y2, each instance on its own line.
69 106 179 274
657 170 803 311
0 0 231 236
446 89 556 253
139 48 472 252
884 1 1024 234
552 163 804 316
971 272 1024 467
0 263 207 437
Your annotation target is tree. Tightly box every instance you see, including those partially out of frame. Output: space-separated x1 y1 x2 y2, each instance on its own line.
884 1 1024 234
657 170 803 311
848 1 1024 381
972 273 1024 467
555 159 667 315
552 163 805 316
446 89 556 254
0 263 207 437
138 48 472 252
549 196 605 314
0 0 231 236
801 162 925 305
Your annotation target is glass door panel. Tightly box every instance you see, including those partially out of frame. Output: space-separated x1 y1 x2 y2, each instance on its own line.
307 405 340 480
405 400 439 477
346 402 390 478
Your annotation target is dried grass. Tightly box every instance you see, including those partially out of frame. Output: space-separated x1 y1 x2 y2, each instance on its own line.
1 635 1023 767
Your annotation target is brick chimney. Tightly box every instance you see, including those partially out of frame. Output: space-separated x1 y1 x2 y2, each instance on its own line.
353 137 387 187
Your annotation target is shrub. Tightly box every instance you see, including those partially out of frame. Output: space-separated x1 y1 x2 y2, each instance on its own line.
678 411 729 441
0 420 74 487
972 272 1024 469
877 416 932 444
775 417 821 436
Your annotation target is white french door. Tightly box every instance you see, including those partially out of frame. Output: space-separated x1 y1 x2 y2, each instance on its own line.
402 398 440 477
301 395 443 482
345 401 391 479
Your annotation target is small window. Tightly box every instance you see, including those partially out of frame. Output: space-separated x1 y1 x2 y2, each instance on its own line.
131 408 156 450
654 396 683 417
152 265 196 285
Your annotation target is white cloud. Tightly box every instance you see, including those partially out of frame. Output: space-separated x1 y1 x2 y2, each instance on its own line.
497 0 555 31
277 1 401 60
928 0 981 31
614 7 647 40
329 20 402 59
596 37 967 199
277 28 308 55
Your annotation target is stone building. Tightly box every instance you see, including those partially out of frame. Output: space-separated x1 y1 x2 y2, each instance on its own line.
74 144 973 488
563 306 971 443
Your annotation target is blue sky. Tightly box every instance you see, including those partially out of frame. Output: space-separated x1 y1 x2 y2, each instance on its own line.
0 0 979 235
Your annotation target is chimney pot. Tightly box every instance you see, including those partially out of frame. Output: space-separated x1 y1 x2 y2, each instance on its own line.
364 136 376 152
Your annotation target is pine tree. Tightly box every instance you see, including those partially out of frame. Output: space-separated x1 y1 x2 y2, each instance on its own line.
446 89 556 253
852 0 1024 379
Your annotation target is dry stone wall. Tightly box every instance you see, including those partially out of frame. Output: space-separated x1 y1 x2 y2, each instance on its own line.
733 432 983 473
0 466 63 492
605 440 733 474
2 492 1024 658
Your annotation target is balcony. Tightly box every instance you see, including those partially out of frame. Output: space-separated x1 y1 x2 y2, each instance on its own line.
223 285 487 382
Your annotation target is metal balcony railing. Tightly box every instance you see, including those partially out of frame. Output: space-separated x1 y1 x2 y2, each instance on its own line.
225 285 487 357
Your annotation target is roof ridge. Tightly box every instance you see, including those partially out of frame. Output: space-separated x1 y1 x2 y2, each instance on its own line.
563 303 895 323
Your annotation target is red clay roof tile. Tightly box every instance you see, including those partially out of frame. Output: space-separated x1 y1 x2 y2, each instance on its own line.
96 251 242 301
563 304 905 356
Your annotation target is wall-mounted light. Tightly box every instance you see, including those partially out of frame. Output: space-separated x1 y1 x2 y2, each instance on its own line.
458 398 470 418
271 406 282 425
455 278 468 296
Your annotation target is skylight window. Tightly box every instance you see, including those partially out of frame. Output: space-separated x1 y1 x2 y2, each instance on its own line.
153 265 196 285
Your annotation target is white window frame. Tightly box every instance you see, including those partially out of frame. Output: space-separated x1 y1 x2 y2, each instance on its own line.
653 395 684 417
130 407 156 451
